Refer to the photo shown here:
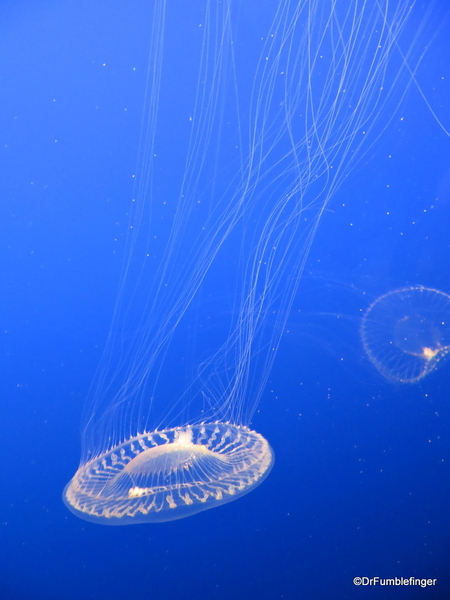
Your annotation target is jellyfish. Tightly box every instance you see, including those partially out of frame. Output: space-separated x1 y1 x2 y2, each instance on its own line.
64 423 273 524
361 287 450 383
64 1 444 523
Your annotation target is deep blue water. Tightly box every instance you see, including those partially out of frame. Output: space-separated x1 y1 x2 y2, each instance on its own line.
0 1 449 599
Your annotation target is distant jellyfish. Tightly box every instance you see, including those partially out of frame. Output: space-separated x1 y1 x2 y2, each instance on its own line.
64 1 444 524
361 287 450 383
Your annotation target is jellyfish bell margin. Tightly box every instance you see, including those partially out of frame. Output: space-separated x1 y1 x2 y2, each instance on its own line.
63 422 274 524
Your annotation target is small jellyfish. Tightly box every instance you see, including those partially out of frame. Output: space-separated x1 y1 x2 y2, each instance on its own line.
361 287 450 383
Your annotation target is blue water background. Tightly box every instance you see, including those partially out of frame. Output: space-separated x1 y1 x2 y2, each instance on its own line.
0 1 449 599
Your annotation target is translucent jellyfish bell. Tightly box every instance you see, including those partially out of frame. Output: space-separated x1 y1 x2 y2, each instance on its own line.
361 287 450 383
64 423 274 524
